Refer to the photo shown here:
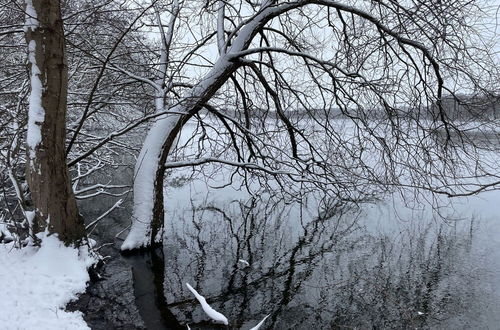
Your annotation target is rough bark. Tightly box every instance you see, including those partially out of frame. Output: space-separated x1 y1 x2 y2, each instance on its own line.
25 0 84 243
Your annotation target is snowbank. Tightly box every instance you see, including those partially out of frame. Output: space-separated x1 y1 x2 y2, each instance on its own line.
0 235 96 329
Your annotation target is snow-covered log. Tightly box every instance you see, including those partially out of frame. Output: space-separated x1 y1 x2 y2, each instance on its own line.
185 283 229 325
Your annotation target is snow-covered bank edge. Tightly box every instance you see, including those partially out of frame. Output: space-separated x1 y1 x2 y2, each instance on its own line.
0 234 98 329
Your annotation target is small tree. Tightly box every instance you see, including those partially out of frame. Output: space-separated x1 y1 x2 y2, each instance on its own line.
24 0 84 243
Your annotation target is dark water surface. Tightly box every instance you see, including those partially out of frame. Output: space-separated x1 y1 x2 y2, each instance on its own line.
155 189 499 330
77 140 500 330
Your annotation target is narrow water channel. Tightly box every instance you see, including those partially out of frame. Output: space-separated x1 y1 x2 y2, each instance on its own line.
123 249 184 330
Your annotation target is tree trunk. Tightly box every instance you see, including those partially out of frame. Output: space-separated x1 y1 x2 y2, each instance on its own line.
121 3 283 251
24 0 84 244
121 113 185 250
121 60 238 252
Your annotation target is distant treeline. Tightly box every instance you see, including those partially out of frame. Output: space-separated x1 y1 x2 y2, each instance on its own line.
432 94 500 121
212 94 500 122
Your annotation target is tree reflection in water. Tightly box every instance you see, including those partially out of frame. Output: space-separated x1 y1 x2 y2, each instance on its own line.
160 193 477 329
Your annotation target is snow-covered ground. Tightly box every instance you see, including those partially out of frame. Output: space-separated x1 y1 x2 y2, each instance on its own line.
0 234 96 330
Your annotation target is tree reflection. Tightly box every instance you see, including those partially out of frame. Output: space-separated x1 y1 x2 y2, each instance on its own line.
161 193 476 329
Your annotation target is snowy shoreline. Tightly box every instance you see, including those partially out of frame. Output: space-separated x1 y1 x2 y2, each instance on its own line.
0 235 96 330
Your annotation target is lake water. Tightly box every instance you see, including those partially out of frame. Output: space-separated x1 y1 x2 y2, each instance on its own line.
154 173 500 329
79 120 500 329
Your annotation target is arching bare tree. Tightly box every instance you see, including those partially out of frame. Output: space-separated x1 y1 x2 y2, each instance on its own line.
117 0 499 251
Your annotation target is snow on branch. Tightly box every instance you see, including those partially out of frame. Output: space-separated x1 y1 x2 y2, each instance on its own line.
85 198 123 233
185 283 229 325
24 0 44 162
164 157 292 177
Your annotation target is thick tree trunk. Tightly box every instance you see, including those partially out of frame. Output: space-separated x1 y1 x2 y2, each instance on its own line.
24 0 84 243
